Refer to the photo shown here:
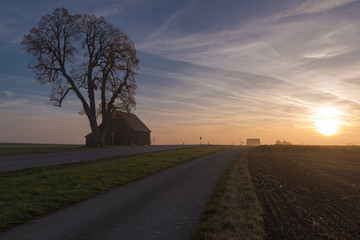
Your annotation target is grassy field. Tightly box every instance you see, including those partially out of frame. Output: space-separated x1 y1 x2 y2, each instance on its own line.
190 148 264 240
0 143 86 157
193 145 360 239
0 145 236 232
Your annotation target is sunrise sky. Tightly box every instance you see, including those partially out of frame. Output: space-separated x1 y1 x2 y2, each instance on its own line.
1 0 360 145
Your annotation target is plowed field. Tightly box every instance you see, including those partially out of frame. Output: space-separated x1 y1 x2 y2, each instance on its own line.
248 145 360 239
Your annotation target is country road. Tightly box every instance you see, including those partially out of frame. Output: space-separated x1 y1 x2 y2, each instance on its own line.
0 145 198 172
0 147 246 240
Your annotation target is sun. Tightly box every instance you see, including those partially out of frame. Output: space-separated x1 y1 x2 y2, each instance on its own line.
314 118 338 136
313 107 341 136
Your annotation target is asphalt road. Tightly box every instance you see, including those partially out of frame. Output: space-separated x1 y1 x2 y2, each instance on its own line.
0 147 246 240
0 145 198 172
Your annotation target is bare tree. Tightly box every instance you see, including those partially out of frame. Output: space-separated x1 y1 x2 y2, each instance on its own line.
22 8 139 146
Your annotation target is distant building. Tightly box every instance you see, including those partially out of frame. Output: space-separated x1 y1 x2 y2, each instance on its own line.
85 111 151 146
246 138 261 146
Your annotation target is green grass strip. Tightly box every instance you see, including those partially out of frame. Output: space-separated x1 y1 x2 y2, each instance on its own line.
0 145 235 232
190 149 265 240
0 144 88 157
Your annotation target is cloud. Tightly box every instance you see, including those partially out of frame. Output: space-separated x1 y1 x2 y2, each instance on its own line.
94 4 123 17
303 46 349 59
4 90 13 97
279 0 356 18
148 0 200 40
2 0 360 145
135 1 360 144
138 1 360 92
137 52 356 133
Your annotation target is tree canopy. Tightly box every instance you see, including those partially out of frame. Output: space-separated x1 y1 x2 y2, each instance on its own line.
22 8 139 145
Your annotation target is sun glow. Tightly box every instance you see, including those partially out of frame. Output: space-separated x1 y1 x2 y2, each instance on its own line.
313 107 342 136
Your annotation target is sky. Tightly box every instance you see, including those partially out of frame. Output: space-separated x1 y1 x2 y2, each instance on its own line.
1 0 360 145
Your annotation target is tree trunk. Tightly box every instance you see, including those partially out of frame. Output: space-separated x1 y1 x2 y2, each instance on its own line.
99 127 107 146
87 112 112 147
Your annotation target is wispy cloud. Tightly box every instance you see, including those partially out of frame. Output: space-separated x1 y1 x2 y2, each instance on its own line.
138 52 360 137
135 1 360 144
94 4 123 17
4 90 13 97
303 46 349 59
2 0 360 145
279 0 356 18
148 0 200 40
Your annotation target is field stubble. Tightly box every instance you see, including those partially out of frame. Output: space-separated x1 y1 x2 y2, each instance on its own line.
248 145 360 240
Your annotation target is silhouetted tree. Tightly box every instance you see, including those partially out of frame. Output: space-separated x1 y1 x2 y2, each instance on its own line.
275 140 292 145
282 140 292 145
22 8 139 146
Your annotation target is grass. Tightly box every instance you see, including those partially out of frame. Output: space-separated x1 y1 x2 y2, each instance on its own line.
190 148 265 240
0 145 236 232
0 143 87 157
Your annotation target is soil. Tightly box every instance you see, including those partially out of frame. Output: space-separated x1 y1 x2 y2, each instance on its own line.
248 145 360 240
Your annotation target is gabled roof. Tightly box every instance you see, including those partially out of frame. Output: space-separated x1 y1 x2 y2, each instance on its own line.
112 111 151 132
85 112 151 138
